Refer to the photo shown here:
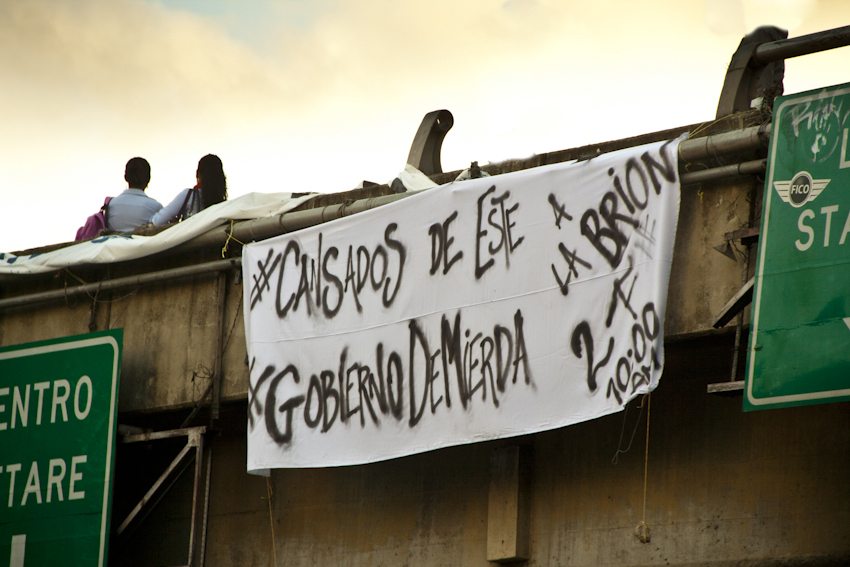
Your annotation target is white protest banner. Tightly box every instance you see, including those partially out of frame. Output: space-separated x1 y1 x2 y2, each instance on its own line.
243 139 681 470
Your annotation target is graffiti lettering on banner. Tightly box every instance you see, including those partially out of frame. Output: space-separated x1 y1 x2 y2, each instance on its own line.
243 138 681 469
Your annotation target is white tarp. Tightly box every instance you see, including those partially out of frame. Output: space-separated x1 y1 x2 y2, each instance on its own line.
0 192 316 275
243 139 682 470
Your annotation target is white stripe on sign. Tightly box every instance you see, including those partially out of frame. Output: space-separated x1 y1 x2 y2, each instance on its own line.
10 534 26 567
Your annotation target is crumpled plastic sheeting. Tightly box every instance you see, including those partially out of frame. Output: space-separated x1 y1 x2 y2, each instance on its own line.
0 192 316 275
392 163 439 192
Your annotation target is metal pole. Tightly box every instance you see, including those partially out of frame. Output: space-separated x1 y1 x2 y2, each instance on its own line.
198 447 213 567
680 159 766 186
187 431 204 567
117 443 194 536
212 271 226 422
754 24 850 65
678 125 770 163
0 258 240 311
183 192 415 252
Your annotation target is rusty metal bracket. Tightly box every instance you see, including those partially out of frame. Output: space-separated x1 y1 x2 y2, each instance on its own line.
117 426 209 567
724 226 760 247
406 109 454 175
707 380 744 394
714 227 760 262
712 277 754 328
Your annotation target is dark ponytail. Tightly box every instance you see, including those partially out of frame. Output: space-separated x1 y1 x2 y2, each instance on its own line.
197 154 227 210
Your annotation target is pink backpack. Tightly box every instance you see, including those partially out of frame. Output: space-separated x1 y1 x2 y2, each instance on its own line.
75 197 113 241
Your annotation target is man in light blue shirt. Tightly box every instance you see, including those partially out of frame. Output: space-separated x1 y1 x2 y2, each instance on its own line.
107 157 163 231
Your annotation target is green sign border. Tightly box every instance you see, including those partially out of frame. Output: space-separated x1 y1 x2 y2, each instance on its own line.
0 329 121 567
746 84 850 410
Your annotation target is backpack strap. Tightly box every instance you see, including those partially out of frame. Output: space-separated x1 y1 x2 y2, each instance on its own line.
177 188 195 222
102 196 113 230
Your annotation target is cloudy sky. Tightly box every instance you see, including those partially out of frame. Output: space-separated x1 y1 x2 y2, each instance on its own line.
1 0 847 252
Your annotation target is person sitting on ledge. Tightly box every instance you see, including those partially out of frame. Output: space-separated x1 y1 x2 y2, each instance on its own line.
107 157 163 231
152 154 228 226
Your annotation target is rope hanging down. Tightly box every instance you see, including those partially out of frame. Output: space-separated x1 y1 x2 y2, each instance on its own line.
635 392 651 544
266 476 279 565
222 219 247 258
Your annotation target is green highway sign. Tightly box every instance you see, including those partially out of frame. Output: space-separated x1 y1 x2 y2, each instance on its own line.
0 330 121 566
746 82 850 411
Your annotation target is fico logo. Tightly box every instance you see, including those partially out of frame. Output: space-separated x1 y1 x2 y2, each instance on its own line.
774 171 831 207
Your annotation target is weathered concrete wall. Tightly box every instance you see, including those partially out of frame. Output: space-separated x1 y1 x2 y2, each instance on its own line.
527 335 849 566
113 335 849 566
0 256 249 414
665 173 754 337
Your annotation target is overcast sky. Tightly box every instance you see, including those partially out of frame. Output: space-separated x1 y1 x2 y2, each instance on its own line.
2 0 848 253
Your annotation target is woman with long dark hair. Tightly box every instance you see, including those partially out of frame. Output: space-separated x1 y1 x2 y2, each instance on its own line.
152 154 228 225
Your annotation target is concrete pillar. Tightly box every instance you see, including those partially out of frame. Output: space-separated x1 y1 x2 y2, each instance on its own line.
487 445 532 563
